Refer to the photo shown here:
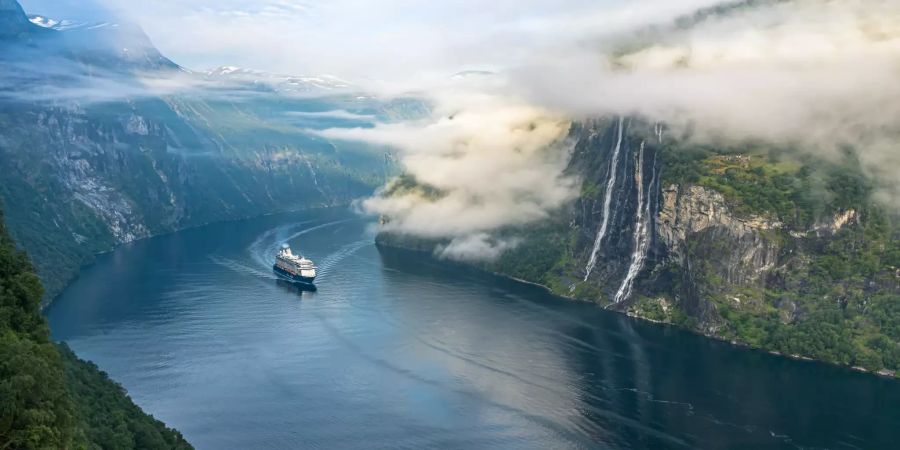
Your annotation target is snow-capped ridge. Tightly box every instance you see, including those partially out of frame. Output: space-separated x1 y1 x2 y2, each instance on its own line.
28 15 57 28
204 66 351 93
27 14 118 31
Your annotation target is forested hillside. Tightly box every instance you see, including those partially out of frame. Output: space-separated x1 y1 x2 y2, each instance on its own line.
0 211 192 449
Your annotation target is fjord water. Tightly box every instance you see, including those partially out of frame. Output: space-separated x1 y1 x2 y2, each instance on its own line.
47 208 899 449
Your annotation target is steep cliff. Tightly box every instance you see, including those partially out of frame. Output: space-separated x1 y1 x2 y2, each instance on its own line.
568 118 898 374
649 184 782 333
376 116 900 375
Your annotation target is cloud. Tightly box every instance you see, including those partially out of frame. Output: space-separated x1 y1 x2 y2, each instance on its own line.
306 0 899 255
511 0 900 206
82 0 728 81
436 234 523 262
318 87 577 260
286 110 374 121
0 54 209 104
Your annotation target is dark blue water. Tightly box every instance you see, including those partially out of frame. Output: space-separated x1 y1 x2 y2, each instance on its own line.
47 208 900 449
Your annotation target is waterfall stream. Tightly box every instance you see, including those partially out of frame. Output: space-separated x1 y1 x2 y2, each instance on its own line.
613 142 657 304
583 117 625 281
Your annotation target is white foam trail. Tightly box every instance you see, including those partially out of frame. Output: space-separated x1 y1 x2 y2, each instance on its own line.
249 219 356 268
584 117 625 281
314 239 371 281
210 255 279 280
613 143 656 304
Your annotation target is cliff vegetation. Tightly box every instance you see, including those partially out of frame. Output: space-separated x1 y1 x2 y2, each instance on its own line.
0 211 192 449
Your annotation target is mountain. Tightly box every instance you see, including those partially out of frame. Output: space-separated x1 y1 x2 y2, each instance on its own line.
203 66 350 94
376 117 900 376
0 2 408 300
0 210 193 449
0 0 47 40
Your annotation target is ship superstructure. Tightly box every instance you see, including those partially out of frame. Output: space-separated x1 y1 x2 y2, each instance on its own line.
273 243 317 284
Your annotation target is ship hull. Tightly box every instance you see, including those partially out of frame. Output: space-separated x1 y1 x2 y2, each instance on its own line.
273 265 316 285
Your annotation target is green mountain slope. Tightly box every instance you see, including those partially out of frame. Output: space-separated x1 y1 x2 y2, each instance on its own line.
0 211 191 449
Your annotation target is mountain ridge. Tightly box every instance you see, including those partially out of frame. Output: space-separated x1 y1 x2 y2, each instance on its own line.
0 0 398 300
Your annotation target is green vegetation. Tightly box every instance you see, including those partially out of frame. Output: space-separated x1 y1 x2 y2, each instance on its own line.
661 144 876 228
494 134 899 374
0 211 192 450
660 148 900 372
59 344 192 450
382 173 446 200
488 221 569 286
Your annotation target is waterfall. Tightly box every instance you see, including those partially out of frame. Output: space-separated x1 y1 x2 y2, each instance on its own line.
654 123 664 144
583 117 625 281
613 143 656 304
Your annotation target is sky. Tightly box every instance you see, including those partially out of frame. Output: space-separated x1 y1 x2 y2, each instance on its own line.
18 0 726 79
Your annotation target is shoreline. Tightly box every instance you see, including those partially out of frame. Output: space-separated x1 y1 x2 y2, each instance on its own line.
378 241 900 381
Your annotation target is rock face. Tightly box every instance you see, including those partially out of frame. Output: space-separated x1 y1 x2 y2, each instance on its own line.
561 117 886 336
0 101 387 299
654 184 782 332
567 118 663 302
566 118 787 325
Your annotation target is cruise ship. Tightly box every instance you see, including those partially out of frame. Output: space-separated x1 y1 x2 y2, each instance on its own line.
273 243 317 285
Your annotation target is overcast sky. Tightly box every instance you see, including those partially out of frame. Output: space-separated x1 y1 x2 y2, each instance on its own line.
18 0 727 81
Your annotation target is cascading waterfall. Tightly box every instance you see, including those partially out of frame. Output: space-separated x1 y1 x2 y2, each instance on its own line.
613 142 657 304
583 117 625 281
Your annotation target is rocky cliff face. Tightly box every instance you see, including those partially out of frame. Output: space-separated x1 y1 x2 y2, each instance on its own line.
566 118 663 303
0 98 390 299
653 184 782 333
558 116 899 373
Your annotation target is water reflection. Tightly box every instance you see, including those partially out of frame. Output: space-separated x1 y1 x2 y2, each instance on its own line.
376 245 900 449
274 279 318 295
45 210 900 450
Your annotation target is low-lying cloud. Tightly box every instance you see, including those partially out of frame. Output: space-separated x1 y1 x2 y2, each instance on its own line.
286 110 374 121
319 89 576 260
514 0 900 206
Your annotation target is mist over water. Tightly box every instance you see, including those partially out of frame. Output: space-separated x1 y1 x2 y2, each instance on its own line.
46 208 900 449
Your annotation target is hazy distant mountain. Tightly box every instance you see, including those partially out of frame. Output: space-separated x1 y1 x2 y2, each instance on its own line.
0 0 47 39
202 65 351 94
0 1 399 300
